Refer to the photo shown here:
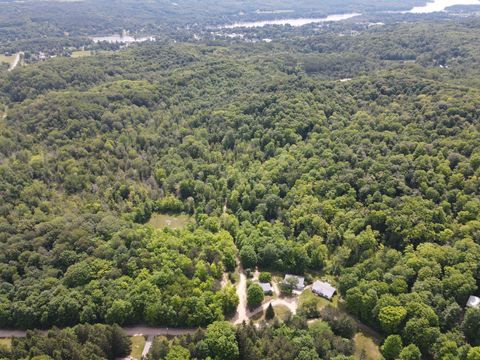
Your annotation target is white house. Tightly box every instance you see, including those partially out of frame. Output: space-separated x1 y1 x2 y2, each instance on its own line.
312 280 336 300
467 295 480 309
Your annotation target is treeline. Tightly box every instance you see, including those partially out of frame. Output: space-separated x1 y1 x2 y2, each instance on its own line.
0 324 131 360
147 318 357 360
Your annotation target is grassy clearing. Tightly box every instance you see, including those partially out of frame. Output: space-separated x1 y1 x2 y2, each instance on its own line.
130 336 146 360
148 214 190 230
0 338 11 350
354 333 381 360
0 54 15 66
299 289 338 312
71 50 93 58
274 305 292 321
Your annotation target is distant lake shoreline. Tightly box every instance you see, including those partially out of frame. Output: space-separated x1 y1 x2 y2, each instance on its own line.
220 0 480 29
221 13 361 29
408 0 480 13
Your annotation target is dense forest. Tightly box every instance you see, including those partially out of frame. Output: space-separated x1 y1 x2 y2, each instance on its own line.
5 324 131 359
0 3 480 359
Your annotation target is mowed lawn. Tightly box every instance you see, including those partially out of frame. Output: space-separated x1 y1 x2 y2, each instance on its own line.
274 304 292 321
148 214 190 230
71 50 92 58
0 54 15 66
299 289 339 312
130 336 146 360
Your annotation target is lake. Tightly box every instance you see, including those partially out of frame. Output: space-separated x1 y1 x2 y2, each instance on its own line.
90 34 155 44
408 0 480 13
222 13 361 29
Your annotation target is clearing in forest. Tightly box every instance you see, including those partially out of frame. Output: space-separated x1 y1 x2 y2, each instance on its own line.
130 336 146 360
147 214 190 230
0 55 15 67
354 333 381 360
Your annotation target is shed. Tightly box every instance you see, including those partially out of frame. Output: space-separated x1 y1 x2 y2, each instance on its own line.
284 274 305 291
259 282 273 295
467 295 480 309
312 280 336 300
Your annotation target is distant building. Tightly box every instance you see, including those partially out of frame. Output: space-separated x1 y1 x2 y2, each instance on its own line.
284 274 305 291
312 280 336 300
259 282 273 295
467 295 480 309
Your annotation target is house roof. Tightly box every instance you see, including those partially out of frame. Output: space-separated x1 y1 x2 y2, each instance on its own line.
312 280 336 299
284 274 305 288
467 295 480 308
259 282 273 293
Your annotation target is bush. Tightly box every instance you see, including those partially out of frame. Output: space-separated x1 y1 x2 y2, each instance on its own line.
320 306 357 339
259 272 272 283
247 283 264 309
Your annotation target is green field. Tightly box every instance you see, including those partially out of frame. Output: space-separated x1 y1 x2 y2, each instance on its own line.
130 336 146 360
354 333 381 360
71 50 93 58
299 289 338 312
0 54 15 66
274 305 292 321
148 214 190 230
0 338 11 350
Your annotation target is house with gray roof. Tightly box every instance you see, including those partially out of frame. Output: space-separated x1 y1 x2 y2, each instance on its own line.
312 280 336 300
284 274 305 291
467 295 480 309
259 282 273 295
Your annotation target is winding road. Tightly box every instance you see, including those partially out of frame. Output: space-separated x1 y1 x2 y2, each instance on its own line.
0 261 300 360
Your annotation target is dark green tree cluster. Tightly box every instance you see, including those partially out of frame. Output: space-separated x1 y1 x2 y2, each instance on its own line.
5 324 131 360
148 318 356 360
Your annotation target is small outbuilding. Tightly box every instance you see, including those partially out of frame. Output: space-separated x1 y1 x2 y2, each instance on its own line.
284 274 305 291
312 280 336 300
259 282 273 295
467 295 480 309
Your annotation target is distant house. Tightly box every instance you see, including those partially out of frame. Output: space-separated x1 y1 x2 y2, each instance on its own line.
284 274 305 291
312 280 336 300
467 295 480 309
259 282 273 295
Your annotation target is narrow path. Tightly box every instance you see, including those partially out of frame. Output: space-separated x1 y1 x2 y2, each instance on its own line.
141 335 154 359
220 272 229 289
8 52 22 72
232 259 248 324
